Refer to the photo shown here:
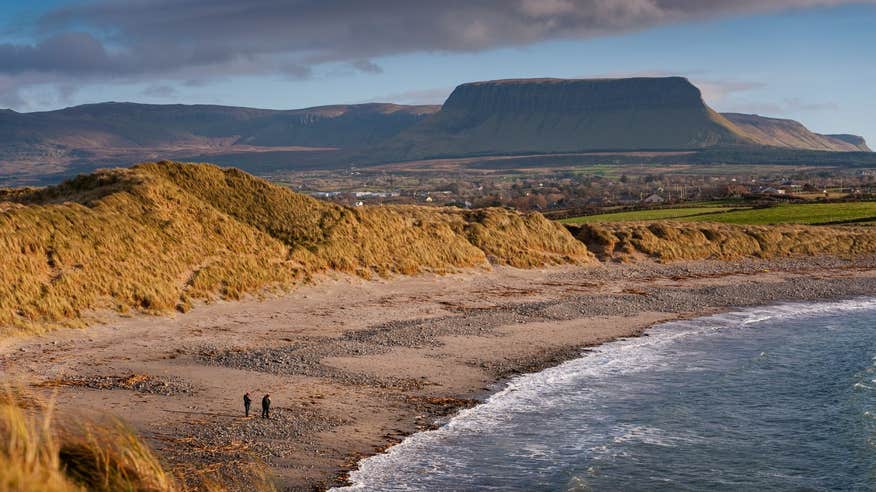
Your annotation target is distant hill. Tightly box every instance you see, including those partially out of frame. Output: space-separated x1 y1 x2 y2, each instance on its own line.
371 77 751 161
722 113 871 152
825 134 870 150
0 76 870 184
0 101 438 149
0 102 439 184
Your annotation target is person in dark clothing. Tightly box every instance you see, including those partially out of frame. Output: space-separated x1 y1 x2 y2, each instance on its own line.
261 394 271 419
243 392 252 417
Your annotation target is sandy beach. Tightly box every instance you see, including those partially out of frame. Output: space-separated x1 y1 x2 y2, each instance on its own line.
3 255 876 490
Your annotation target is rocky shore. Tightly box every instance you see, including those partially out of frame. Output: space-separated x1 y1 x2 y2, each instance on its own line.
2 255 876 490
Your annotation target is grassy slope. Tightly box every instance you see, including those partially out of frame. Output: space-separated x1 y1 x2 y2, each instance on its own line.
378 107 747 162
684 202 876 225
0 162 590 333
564 202 876 226
560 207 737 224
722 112 869 152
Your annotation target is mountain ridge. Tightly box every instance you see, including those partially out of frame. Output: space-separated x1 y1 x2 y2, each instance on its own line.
722 112 871 152
0 101 440 149
0 76 869 184
2 77 865 157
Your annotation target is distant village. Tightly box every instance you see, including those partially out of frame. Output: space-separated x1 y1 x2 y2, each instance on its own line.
269 166 876 215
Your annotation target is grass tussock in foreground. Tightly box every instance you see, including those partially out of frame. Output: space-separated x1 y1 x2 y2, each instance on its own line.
568 221 876 261
0 388 175 492
0 161 591 332
0 387 274 492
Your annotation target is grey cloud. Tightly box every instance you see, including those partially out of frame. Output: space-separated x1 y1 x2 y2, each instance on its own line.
784 98 839 111
0 32 114 75
280 63 314 79
1 0 872 86
141 84 177 98
723 97 840 115
56 84 79 104
183 78 211 87
0 76 27 108
694 79 767 102
370 87 454 105
582 70 767 104
352 60 383 74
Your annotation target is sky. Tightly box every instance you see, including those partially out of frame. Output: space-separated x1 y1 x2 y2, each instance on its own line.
1 0 875 143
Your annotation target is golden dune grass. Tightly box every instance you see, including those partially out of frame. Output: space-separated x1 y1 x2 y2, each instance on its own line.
567 221 876 261
0 162 591 333
0 167 295 334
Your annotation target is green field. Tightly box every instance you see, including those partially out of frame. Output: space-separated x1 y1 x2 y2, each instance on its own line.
686 202 876 225
561 201 876 225
560 206 738 224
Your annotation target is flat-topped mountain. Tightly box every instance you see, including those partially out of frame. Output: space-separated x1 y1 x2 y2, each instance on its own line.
373 77 870 161
722 113 871 152
376 77 749 160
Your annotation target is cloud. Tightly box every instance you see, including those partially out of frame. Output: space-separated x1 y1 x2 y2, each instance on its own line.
0 76 27 108
722 97 839 115
783 98 839 111
368 87 453 105
56 84 79 105
351 59 383 74
695 79 766 102
141 84 177 98
279 63 314 79
0 32 115 75
581 69 766 104
0 0 871 99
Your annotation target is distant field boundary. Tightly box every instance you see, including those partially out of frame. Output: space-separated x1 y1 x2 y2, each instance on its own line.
559 200 876 226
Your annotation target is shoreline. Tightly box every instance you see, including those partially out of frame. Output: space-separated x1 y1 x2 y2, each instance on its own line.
339 295 876 491
334 292 876 489
2 256 876 490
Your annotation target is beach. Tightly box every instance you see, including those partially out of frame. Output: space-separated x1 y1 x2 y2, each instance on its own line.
3 255 876 490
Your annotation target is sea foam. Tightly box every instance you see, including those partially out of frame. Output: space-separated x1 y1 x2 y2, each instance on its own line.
335 297 876 491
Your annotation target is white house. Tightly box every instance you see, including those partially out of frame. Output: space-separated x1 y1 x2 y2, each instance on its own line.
643 193 665 204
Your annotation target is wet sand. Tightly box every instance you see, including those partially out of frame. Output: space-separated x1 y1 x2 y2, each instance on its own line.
3 256 876 490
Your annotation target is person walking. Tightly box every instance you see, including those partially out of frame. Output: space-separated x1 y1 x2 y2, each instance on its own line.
243 392 252 417
261 393 271 419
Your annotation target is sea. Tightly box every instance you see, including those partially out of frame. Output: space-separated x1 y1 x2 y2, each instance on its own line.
336 298 876 491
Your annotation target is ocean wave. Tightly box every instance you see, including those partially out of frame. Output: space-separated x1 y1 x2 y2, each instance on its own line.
335 297 876 491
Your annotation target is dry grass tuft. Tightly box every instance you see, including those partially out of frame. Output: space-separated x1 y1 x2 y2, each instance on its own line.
0 400 74 492
56 420 177 492
567 221 876 262
0 386 275 491
460 208 592 268
0 386 176 492
1 161 591 333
